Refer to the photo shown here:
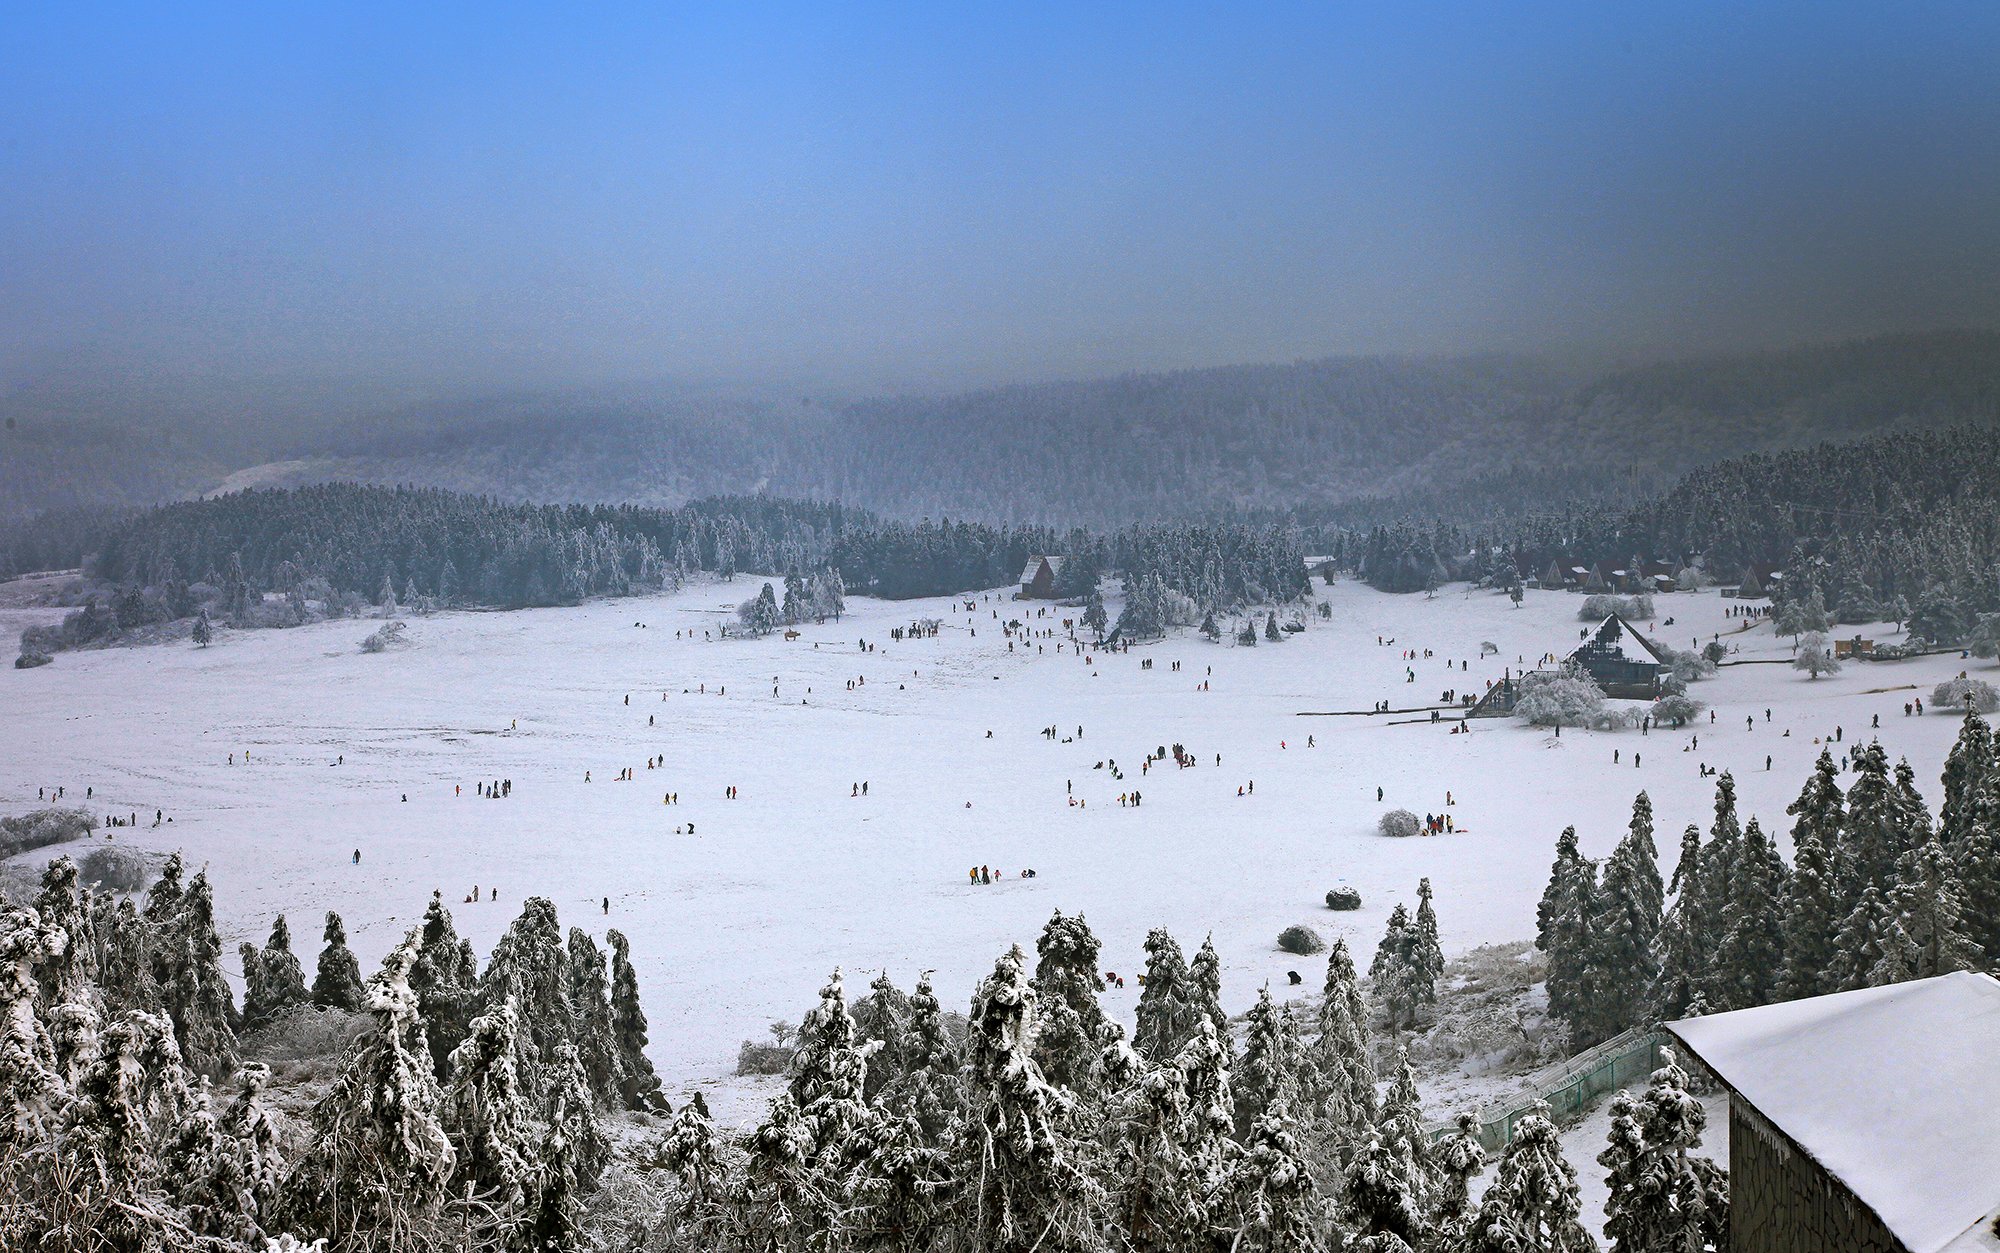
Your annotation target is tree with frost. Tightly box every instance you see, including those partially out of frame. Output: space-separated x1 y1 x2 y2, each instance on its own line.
1344 1129 1426 1250
1792 630 1840 678
1408 879 1446 1015
1652 825 1709 1020
284 936 455 1233
1374 1046 1434 1215
407 893 480 1080
1459 1104 1595 1253
66 1009 196 1244
165 1061 283 1244
1538 828 1602 1048
1201 609 1221 641
1839 744 1917 910
846 1106 956 1251
741 1092 827 1251
1589 794 1663 1039
788 968 880 1169
1775 823 1841 1002
191 610 213 646
1872 838 1984 984
1113 1037 1206 1252
1712 818 1789 1011
1513 661 1605 728
442 1004 538 1234
1229 1103 1324 1253
606 928 665 1111
967 944 1104 1253
1787 750 1847 865
1597 1048 1728 1253
852 970 908 1103
1134 928 1200 1061
657 1093 728 1243
478 896 570 1100
0 906 64 1142
252 915 309 1030
31 857 97 1010
524 1042 606 1250
1189 934 1233 1058
1176 1016 1237 1180
880 969 965 1145
1310 939 1375 1136
1431 1113 1486 1230
1940 711 1995 848
160 870 239 1078
312 911 365 1012
565 927 624 1108
1032 909 1110 1095
1371 903 1421 1033
1082 589 1108 637
1235 986 1299 1134
1827 884 1892 992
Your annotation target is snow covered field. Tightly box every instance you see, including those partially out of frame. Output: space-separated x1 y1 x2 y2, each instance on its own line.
3 576 1986 1123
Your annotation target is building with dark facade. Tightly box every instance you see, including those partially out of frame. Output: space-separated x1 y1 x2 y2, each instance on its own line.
1668 973 2000 1253
1568 614 1673 699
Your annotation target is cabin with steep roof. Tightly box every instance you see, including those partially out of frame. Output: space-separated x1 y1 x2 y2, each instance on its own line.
1668 972 2000 1253
1568 613 1673 698
1018 555 1066 599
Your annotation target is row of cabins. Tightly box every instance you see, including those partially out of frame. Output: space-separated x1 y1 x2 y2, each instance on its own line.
1509 554 1785 598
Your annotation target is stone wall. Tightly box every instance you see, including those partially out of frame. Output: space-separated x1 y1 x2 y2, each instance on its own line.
1729 1097 1907 1253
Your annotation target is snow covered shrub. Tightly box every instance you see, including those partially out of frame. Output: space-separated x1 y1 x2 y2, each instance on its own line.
1277 925 1326 955
1325 887 1363 910
1378 809 1421 838
14 650 50 669
1933 678 1999 713
1792 630 1841 678
1579 593 1653 621
1590 707 1644 731
241 1003 372 1063
1512 662 1604 727
1659 646 1715 685
0 808 96 858
358 621 407 653
1650 693 1705 727
77 845 149 893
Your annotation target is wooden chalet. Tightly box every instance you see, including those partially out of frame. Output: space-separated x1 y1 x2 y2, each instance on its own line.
1017 555 1066 599
1669 973 2000 1253
1543 560 1567 590
1568 613 1672 698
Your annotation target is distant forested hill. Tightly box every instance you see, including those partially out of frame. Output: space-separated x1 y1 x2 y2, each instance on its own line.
4 331 1995 525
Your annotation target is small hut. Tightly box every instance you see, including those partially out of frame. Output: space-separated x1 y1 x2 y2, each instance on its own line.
1018 555 1066 599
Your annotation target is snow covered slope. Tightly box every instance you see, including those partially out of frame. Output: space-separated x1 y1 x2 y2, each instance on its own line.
3 578 1986 1112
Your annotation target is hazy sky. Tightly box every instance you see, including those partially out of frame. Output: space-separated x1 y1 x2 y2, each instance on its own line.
5 1 1998 392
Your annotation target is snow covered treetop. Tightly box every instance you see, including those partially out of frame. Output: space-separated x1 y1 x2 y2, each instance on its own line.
1667 972 2000 1253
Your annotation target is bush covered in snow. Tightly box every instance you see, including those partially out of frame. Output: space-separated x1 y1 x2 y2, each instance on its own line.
1325 887 1363 910
1378 808 1422 838
14 649 52 668
1579 593 1654 622
77 844 151 893
1933 677 1999 713
0 807 96 858
1650 693 1706 727
1793 630 1841 678
358 620 407 653
1512 661 1605 727
1276 924 1326 955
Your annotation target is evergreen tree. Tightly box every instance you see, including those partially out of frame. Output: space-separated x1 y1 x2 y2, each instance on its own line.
605 928 664 1111
160 870 238 1079
1310 939 1376 1137
257 914 309 1025
1188 934 1233 1057
1540 830 1602 1049
1408 878 1446 1016
1430 1114 1486 1231
881 969 965 1144
1872 838 1984 984
1939 711 1995 848
1344 1130 1427 1250
165 1061 283 1245
412 893 481 1080
1031 910 1110 1095
1651 825 1709 1020
192 610 213 647
1838 744 1913 910
1374 1046 1434 1215
1459 1105 1595 1253
1712 818 1788 1010
1082 589 1108 637
442 1004 538 1233
1590 794 1663 1039
1235 986 1297 1135
1775 825 1840 1002
1827 885 1892 991
853 970 909 1103
1133 928 1199 1061
283 936 455 1233
788 968 878 1167
311 911 365 1012
565 927 624 1108
1597 1048 1728 1253
478 896 572 1102
967 945 1104 1253
1229 1103 1324 1253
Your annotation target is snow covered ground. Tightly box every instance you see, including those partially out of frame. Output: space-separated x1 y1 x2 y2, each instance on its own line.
3 576 1986 1136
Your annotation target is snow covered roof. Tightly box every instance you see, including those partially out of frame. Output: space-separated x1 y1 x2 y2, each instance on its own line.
1668 973 2000 1253
1576 614 1672 668
1018 555 1064 583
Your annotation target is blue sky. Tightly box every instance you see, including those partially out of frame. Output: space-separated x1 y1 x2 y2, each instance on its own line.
4 1 1997 390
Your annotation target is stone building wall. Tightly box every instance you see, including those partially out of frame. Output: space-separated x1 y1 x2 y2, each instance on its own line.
1729 1097 1907 1253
